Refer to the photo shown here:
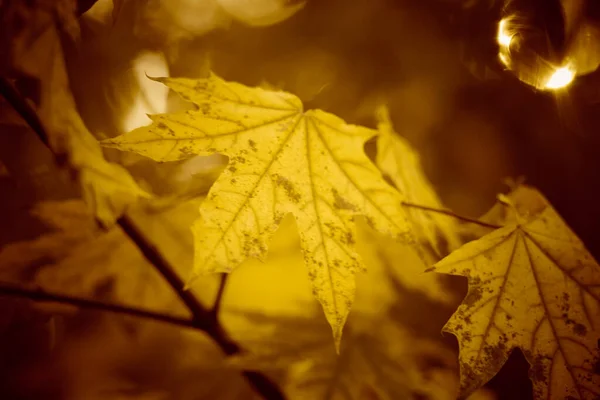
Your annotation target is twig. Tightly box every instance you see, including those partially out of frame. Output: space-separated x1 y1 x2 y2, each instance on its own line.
0 77 286 400
211 273 228 319
117 217 235 354
0 282 197 329
0 282 286 399
401 201 502 229
118 216 211 325
0 78 50 147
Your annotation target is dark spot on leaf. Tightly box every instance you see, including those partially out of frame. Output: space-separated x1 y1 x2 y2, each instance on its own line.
573 323 587 337
157 122 168 130
564 315 587 336
179 146 195 157
457 361 478 394
461 329 472 343
274 212 284 225
560 292 571 313
272 173 301 203
463 286 483 307
529 355 548 384
229 166 237 172
344 232 354 245
248 140 257 152
332 189 357 211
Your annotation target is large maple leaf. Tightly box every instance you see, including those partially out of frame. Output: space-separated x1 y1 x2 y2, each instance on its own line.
102 73 412 347
432 185 600 399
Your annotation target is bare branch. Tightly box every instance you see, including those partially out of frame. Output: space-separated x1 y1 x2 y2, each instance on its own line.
0 282 196 329
0 76 286 400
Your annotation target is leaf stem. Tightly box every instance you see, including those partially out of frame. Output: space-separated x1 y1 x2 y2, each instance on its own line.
401 201 501 229
0 77 286 400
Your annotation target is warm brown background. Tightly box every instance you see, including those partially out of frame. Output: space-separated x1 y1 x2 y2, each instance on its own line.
3 0 600 398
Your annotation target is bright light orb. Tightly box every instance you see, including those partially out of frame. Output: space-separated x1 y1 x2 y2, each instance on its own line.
545 66 575 90
497 19 513 48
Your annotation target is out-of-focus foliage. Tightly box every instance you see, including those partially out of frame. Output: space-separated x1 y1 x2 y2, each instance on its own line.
355 225 457 308
0 196 262 398
376 105 462 258
2 0 149 226
0 0 79 75
54 323 262 400
232 310 460 400
227 219 482 400
106 0 305 46
433 185 600 399
102 73 414 348
217 0 305 27
0 199 186 315
0 194 464 400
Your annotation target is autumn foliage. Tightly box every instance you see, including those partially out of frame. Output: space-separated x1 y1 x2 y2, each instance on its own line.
1 0 599 399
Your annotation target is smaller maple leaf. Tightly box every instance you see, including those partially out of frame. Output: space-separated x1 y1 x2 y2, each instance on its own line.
431 185 600 400
102 73 413 349
375 105 462 258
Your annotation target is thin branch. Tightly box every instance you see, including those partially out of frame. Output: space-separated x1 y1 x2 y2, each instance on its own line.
211 273 228 319
0 283 287 400
0 78 50 147
0 282 197 329
0 76 286 400
401 201 502 229
118 216 211 325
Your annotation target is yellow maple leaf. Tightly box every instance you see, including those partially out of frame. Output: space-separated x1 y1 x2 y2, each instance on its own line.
102 73 413 347
432 185 600 399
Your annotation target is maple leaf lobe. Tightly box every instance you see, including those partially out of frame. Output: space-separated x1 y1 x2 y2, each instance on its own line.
434 186 600 400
